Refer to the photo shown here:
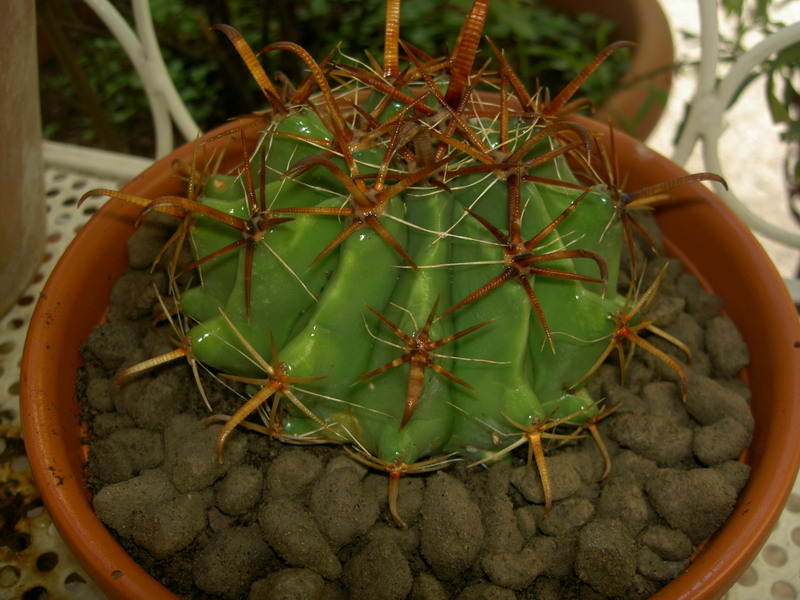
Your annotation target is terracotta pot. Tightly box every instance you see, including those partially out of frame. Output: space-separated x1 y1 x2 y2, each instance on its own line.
21 115 800 599
540 0 674 140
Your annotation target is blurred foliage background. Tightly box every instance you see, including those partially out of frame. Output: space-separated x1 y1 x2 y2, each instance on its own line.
716 0 800 218
37 0 630 156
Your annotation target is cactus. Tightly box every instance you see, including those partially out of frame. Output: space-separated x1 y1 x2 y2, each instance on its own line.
83 0 724 525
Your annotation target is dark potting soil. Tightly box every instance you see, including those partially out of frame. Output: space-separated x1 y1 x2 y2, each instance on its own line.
77 212 754 600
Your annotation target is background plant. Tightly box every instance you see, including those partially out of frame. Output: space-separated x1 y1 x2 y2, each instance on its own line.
38 0 630 156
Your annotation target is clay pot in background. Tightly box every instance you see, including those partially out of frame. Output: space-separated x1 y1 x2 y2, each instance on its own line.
0 1 46 317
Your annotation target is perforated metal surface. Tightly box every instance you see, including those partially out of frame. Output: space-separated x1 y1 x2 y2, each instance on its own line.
0 166 797 599
0 167 117 600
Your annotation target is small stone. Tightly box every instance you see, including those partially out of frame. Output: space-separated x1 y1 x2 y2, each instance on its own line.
192 525 272 599
531 535 576 579
93 469 178 537
411 572 448 600
485 461 513 496
636 547 687 582
634 212 665 257
685 372 754 431
106 427 164 472
131 491 211 559
595 474 650 535
420 472 483 580
510 453 582 504
364 474 425 527
637 524 693 561
718 377 752 402
480 493 523 554
675 273 724 325
127 211 181 270
693 417 752 466
610 413 693 466
164 414 247 493
109 270 167 320
621 358 656 395
128 371 189 430
530 577 563 600
713 460 751 493
88 438 134 483
367 524 420 555
645 468 737 543
86 378 115 412
325 455 368 477
641 381 693 427
456 582 516 600
113 371 148 416
705 316 749 378
570 583 607 600
587 364 620 399
141 327 175 359
664 311 705 354
216 464 264 516
309 468 379 550
342 534 412 600
259 497 341 580
604 382 648 416
207 507 233 531
249 568 325 600
538 497 595 536
514 505 538 541
647 293 686 328
264 449 324 499
570 442 612 486
320 582 348 600
91 412 136 438
481 546 545 590
81 321 142 372
574 519 637 597
607 449 658 484
646 333 711 383
625 574 662 600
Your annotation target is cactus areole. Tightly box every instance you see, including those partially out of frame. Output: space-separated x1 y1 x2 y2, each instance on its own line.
84 0 722 524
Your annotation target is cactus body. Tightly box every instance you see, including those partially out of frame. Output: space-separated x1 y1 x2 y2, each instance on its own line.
178 102 626 464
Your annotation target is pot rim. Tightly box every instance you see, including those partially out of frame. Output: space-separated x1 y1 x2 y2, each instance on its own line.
20 117 800 600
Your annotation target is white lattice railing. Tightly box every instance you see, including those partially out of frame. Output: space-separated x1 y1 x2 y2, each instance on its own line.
672 2 800 289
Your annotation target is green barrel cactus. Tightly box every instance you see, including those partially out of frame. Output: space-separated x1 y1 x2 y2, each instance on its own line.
84 0 722 524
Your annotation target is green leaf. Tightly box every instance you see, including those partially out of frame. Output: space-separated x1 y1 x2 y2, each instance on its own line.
766 72 792 123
